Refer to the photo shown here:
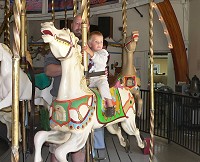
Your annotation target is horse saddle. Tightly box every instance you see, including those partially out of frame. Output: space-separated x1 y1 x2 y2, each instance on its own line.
91 87 126 124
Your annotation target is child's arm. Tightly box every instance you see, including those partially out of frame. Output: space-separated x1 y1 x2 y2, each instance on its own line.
82 45 94 57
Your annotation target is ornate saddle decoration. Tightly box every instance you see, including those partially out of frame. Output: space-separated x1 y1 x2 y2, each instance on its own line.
50 95 95 130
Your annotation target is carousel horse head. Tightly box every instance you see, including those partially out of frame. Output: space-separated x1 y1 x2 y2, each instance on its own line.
41 21 81 60
124 31 139 53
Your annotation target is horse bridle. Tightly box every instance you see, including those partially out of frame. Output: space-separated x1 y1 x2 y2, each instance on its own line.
123 34 138 52
54 32 75 59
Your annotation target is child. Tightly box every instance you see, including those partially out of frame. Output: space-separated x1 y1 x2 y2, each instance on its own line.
82 31 115 117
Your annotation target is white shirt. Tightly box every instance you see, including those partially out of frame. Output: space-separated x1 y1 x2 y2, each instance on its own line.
89 49 108 73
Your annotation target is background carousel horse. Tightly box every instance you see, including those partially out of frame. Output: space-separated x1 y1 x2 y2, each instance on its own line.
0 43 53 109
34 22 146 162
0 43 53 141
121 31 143 117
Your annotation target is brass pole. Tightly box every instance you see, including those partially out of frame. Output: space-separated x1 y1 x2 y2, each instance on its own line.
12 57 20 162
87 0 90 21
73 0 77 17
81 0 88 75
121 0 127 68
64 0 67 27
20 1 27 160
0 11 12 38
11 0 21 161
149 1 155 162
4 0 11 47
20 0 26 69
20 101 27 161
51 0 55 23
81 1 89 161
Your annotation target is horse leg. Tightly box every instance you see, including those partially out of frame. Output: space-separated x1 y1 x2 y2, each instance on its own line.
121 111 145 149
1 112 12 141
106 124 127 147
54 131 90 162
2 111 22 142
130 88 143 117
34 130 60 162
0 113 11 141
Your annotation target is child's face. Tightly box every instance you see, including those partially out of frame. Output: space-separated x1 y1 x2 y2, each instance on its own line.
89 35 103 52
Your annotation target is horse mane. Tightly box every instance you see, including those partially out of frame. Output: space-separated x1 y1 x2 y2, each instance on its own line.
68 30 92 94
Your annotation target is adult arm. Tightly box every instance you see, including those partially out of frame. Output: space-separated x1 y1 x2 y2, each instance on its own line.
45 64 62 77
44 52 62 77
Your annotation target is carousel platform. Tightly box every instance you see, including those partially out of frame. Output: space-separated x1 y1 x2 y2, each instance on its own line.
0 128 199 162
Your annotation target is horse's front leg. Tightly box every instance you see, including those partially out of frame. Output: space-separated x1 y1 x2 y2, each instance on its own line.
0 113 11 141
55 131 90 162
34 130 59 162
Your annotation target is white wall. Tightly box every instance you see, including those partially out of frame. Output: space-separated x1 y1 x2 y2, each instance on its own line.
188 0 200 78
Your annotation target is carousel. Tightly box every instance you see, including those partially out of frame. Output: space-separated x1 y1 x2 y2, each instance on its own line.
0 0 192 162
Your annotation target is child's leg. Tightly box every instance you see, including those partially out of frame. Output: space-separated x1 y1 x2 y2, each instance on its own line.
97 78 115 117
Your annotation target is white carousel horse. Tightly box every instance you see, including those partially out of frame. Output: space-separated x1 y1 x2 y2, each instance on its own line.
0 43 53 109
34 22 145 162
0 106 21 141
0 43 53 141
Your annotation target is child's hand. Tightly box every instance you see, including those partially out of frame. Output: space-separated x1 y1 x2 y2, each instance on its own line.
82 45 88 51
82 45 94 57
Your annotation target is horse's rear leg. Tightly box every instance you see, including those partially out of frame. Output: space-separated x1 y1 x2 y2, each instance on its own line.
106 124 127 147
121 117 145 149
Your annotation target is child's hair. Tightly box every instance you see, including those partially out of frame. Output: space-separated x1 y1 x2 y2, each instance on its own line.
88 31 103 42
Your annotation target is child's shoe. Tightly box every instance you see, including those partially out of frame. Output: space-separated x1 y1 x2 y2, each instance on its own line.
105 106 115 117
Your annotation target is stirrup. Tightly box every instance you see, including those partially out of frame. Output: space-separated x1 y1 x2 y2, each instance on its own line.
105 106 115 117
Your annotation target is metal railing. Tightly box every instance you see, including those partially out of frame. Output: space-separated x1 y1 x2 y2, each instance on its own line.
138 89 200 155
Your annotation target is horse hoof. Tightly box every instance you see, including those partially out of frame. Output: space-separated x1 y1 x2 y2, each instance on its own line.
143 139 148 148
124 139 130 153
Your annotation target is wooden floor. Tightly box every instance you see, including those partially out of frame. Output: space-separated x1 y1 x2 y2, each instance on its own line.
0 129 200 162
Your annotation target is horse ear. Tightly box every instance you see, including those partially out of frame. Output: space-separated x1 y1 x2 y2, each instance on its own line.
67 28 70 33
